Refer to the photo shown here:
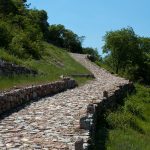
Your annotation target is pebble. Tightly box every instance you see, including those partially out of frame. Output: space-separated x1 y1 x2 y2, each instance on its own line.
0 53 129 149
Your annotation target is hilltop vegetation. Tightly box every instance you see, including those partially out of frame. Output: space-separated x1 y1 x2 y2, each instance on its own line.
102 27 150 84
0 0 94 90
0 0 45 59
0 0 100 61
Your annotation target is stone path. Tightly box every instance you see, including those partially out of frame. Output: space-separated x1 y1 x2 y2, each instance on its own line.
0 53 129 150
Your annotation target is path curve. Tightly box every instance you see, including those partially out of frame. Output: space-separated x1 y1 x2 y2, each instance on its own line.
0 53 129 150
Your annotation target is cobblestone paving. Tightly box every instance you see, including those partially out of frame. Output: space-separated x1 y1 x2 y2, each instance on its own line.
0 53 129 150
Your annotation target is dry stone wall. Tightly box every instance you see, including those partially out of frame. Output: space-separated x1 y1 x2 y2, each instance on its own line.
0 59 37 76
76 82 134 149
0 53 134 150
0 78 77 115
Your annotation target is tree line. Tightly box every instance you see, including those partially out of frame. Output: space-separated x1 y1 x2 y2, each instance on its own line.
0 0 99 61
102 27 150 84
1 1 148 83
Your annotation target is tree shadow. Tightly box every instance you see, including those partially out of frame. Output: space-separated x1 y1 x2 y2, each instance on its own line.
94 115 109 150
89 87 135 150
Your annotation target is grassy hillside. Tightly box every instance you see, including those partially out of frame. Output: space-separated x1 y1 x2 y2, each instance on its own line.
0 43 91 91
95 84 150 150
0 0 95 92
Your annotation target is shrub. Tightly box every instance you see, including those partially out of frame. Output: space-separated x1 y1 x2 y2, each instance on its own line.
0 22 12 48
9 32 43 59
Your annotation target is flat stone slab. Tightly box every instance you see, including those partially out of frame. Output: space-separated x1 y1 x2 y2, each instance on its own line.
0 53 129 149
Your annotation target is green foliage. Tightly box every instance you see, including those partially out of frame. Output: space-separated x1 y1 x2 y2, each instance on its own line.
102 27 150 84
139 37 150 83
9 29 43 59
48 24 83 53
0 0 97 61
103 27 141 73
0 0 50 59
0 0 88 60
48 24 66 47
0 0 17 17
0 22 12 48
12 0 27 13
28 9 49 40
83 47 101 62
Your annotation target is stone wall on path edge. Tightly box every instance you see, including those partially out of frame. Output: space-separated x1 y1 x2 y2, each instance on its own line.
0 59 37 76
75 81 134 150
0 78 77 115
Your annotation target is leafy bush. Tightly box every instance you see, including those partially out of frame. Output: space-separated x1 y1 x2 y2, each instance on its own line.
0 0 48 61
48 24 83 53
83 47 101 62
0 22 12 48
9 31 43 59
0 0 17 17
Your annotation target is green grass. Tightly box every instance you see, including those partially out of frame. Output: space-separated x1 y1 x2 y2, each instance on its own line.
0 43 91 91
95 84 150 150
95 61 116 75
0 48 22 65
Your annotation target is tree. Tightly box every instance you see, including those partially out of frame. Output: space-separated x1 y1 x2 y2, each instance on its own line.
48 24 83 53
48 24 65 47
83 47 101 62
0 22 12 48
103 27 141 74
102 27 150 83
12 0 27 9
63 29 82 53
139 37 150 54
28 9 49 40
0 0 17 17
138 37 150 83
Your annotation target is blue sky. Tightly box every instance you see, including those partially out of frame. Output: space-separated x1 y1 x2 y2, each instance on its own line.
28 0 150 55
